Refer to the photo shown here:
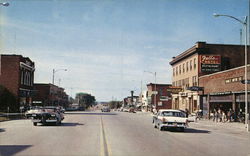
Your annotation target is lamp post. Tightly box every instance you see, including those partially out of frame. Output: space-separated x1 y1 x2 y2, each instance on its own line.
52 69 67 85
0 2 9 6
213 13 249 131
144 71 157 112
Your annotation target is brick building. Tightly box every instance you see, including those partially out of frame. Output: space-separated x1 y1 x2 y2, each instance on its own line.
33 83 69 108
0 54 35 111
199 65 250 118
170 42 250 113
145 83 173 111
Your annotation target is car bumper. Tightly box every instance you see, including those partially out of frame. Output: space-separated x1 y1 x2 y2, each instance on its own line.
32 119 57 123
160 123 187 129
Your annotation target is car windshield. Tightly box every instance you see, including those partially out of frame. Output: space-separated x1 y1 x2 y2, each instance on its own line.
162 111 185 118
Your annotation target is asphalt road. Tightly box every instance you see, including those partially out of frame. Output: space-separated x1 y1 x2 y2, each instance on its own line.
0 111 250 156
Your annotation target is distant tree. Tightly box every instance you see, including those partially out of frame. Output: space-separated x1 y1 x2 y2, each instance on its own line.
108 101 122 109
0 85 18 112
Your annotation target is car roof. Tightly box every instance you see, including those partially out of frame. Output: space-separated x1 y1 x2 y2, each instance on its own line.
158 109 182 112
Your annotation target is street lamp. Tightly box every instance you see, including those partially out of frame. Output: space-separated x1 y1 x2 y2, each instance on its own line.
0 2 9 6
52 69 67 85
213 13 249 131
144 70 157 112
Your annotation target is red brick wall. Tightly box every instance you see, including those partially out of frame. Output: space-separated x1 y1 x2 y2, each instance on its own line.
147 84 172 110
0 55 21 96
199 66 250 94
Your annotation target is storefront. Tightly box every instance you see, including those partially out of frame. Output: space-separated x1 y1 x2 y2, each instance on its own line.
202 91 250 119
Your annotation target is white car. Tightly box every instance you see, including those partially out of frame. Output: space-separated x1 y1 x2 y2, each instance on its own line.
152 109 188 131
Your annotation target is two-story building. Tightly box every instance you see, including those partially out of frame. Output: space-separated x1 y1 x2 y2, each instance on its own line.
0 54 35 111
145 83 173 111
33 83 69 108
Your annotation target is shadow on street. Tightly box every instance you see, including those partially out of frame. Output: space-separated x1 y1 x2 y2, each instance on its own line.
0 145 32 156
164 128 211 133
35 122 85 127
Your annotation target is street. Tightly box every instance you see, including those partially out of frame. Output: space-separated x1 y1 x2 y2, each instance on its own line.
0 111 250 156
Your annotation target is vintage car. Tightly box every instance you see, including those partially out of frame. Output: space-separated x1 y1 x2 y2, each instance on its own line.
25 106 43 118
101 107 110 112
31 106 64 126
152 109 188 131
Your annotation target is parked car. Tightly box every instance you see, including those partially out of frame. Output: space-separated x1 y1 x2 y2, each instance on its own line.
25 106 43 118
152 109 188 131
128 107 136 113
31 106 64 126
101 107 110 112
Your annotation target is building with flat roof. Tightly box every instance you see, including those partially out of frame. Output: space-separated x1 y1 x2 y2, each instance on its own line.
169 42 249 113
199 65 250 118
0 54 35 111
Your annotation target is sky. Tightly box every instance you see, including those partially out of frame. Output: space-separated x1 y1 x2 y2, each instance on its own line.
0 0 249 101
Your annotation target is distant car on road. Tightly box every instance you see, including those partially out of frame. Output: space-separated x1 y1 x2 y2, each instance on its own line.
101 107 110 112
152 109 188 131
31 106 64 126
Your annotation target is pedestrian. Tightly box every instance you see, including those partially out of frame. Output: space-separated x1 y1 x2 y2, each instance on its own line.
214 109 219 122
212 109 216 122
218 108 222 122
227 109 232 122
222 111 226 123
231 110 235 122
185 108 189 118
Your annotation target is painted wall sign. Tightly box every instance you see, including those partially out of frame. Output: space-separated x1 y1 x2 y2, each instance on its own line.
200 55 221 72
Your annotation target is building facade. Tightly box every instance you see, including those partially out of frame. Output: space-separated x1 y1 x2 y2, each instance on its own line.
146 83 173 111
199 65 250 118
0 54 35 111
33 83 69 107
170 42 250 113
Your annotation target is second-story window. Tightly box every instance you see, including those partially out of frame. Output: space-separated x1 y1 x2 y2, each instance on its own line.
176 66 178 75
186 62 189 72
173 68 175 76
179 65 181 74
194 58 196 70
183 63 185 73
190 60 192 71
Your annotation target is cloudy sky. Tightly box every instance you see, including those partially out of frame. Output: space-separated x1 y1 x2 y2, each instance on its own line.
0 0 248 101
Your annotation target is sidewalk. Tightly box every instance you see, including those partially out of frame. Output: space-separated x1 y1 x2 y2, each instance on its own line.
189 119 248 133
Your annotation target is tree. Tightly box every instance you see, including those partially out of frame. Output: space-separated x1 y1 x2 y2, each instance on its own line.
0 85 18 112
108 101 122 109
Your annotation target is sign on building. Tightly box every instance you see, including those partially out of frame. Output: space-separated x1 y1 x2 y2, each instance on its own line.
200 55 221 72
166 87 183 94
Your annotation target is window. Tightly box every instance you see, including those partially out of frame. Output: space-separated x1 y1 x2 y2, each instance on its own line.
194 58 196 69
190 60 192 70
183 63 185 73
186 62 189 71
176 66 178 75
173 68 175 76
179 65 181 74
192 76 197 86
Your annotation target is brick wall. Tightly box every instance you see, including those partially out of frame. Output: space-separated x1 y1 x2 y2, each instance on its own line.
199 66 250 94
0 55 20 96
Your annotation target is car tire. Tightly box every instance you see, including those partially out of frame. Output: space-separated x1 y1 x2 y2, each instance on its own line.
33 122 37 126
180 127 185 132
